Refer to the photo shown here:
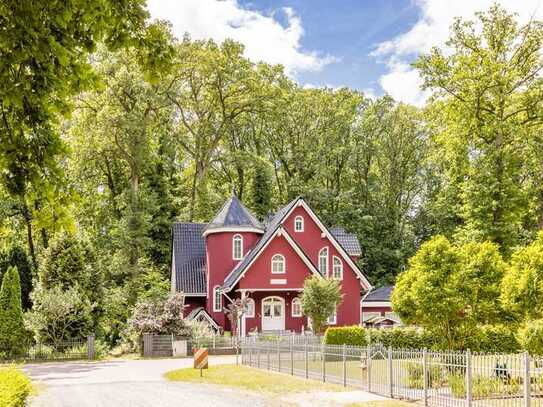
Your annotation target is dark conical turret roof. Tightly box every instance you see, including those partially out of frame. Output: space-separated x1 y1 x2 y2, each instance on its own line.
203 196 263 235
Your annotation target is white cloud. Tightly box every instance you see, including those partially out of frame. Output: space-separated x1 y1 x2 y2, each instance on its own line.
146 0 337 76
373 0 543 106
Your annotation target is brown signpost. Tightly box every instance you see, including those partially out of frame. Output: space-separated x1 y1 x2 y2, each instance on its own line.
194 348 208 377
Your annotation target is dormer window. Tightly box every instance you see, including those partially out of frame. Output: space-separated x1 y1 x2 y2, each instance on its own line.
319 247 328 275
271 254 285 274
233 234 243 260
294 216 304 232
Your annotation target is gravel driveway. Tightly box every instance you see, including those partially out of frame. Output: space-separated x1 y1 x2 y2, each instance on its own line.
25 356 267 407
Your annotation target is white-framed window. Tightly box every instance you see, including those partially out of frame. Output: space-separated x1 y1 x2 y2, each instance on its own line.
294 215 304 232
213 286 222 312
271 254 285 274
318 247 328 275
245 298 255 318
233 234 243 260
291 297 302 317
332 256 343 280
327 308 337 325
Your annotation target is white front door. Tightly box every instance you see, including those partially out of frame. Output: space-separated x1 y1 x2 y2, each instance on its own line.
261 296 285 332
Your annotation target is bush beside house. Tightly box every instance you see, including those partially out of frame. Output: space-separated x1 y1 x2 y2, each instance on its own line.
324 326 368 346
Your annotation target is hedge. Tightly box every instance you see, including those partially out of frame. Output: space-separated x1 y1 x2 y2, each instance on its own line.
0 366 32 407
465 325 520 353
324 326 368 346
367 327 436 349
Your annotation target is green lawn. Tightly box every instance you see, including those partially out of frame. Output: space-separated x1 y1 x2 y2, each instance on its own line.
165 364 350 395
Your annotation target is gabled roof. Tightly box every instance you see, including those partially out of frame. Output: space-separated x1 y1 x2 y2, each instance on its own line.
185 307 220 331
222 198 301 290
203 196 264 236
172 223 207 295
363 286 394 303
329 227 362 257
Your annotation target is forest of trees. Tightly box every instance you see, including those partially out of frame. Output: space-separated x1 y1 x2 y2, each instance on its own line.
1 2 543 347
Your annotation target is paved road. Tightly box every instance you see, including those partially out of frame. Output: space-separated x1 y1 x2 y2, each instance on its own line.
26 356 267 407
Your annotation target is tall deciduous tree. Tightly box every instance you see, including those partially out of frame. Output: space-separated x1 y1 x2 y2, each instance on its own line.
415 5 543 250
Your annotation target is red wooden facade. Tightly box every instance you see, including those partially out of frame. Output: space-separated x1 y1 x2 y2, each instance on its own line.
173 196 372 336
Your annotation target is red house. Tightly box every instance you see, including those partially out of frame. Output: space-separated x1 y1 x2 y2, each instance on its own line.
171 196 372 336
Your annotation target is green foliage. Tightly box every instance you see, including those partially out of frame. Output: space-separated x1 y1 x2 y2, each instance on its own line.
465 325 520 353
324 326 368 346
127 293 189 336
0 246 32 310
25 285 94 346
393 236 506 349
517 319 543 356
301 277 342 334
415 5 543 249
0 267 28 357
405 362 444 389
368 327 436 350
501 232 543 320
0 366 33 407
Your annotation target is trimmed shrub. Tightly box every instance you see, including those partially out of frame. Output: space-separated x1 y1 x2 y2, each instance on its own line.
0 267 29 357
466 325 520 353
324 326 367 346
0 366 33 407
368 327 436 349
517 319 543 355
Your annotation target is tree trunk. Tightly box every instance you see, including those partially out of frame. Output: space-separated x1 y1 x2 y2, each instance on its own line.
21 200 38 271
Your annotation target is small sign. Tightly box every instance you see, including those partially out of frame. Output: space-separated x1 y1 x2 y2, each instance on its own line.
194 348 209 372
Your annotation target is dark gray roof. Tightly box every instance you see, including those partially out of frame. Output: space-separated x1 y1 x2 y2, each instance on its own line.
223 197 303 289
363 286 394 302
204 196 263 233
172 223 207 294
329 227 362 256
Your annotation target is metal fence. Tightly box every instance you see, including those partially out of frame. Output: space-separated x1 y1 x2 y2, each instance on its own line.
142 334 241 357
0 336 94 362
241 339 543 407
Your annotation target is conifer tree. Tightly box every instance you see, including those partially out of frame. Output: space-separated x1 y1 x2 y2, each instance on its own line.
0 266 27 356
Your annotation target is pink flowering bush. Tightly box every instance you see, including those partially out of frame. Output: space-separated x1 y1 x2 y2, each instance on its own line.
127 293 190 336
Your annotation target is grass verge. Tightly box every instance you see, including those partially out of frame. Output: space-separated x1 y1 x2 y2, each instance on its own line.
165 364 349 395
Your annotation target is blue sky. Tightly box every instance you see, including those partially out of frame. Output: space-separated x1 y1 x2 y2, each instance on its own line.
147 0 543 106
239 0 421 92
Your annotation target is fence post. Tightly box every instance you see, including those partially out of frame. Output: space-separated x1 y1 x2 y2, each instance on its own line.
423 348 428 407
466 349 472 407
278 341 281 372
367 346 372 393
87 334 95 360
267 343 270 370
290 336 294 375
388 347 393 398
342 344 347 387
249 342 253 366
322 343 326 383
524 351 531 407
257 345 260 368
305 340 309 379
213 335 216 350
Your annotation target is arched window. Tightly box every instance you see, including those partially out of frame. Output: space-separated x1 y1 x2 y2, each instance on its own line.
318 247 328 275
294 215 304 232
245 298 255 318
213 286 222 312
332 256 343 280
292 297 302 317
232 234 243 260
271 254 285 274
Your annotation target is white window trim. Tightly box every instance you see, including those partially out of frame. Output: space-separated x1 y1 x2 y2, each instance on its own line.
232 234 243 260
294 215 304 232
318 247 329 275
213 286 222 312
271 254 286 274
332 256 343 280
291 298 302 317
327 308 337 325
245 298 255 318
